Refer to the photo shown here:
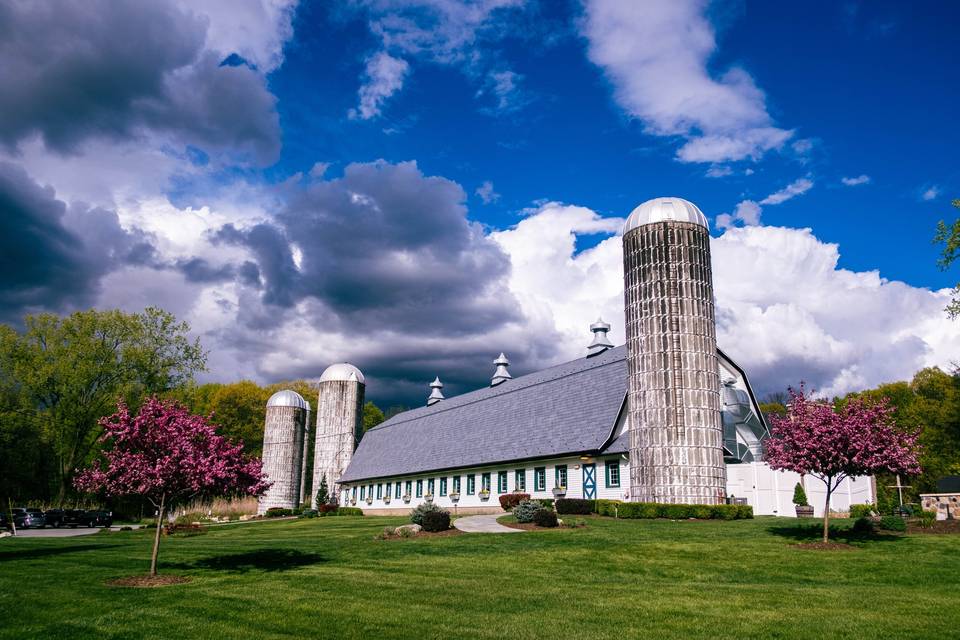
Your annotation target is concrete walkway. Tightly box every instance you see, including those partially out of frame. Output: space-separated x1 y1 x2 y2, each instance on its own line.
453 514 523 533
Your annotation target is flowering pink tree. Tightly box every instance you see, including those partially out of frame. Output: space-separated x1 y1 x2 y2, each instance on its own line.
766 385 921 542
75 397 268 576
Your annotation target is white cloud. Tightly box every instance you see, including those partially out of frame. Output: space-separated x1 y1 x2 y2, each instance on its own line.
705 165 733 178
841 174 871 186
475 180 500 204
349 52 411 120
580 0 793 163
922 185 940 201
760 177 814 205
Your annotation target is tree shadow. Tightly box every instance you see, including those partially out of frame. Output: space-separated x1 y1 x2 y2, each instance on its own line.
767 523 903 544
0 543 120 562
166 549 327 573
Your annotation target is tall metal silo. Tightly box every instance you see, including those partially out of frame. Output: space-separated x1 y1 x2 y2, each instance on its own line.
257 390 309 515
312 363 365 507
622 197 726 505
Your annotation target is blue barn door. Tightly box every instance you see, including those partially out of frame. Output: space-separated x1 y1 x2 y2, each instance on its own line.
582 463 597 499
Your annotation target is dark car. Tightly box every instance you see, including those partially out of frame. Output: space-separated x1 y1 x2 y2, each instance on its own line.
83 510 113 528
44 509 65 528
63 509 88 528
12 508 46 529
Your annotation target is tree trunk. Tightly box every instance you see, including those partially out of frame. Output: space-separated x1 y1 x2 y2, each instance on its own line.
149 493 165 576
822 485 833 543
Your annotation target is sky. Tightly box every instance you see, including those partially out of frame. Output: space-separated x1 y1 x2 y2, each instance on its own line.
2 0 958 407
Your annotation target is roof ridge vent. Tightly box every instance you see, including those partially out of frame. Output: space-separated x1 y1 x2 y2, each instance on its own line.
491 353 512 386
587 318 613 357
427 376 445 406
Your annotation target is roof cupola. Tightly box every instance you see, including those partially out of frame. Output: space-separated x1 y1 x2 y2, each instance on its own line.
587 318 613 357
491 353 512 386
427 376 445 406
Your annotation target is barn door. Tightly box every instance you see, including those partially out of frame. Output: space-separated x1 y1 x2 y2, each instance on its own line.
582 463 597 499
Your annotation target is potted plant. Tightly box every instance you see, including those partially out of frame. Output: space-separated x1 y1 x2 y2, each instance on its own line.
383 494 391 504
449 492 460 502
350 497 357 506
403 494 411 504
479 489 490 500
365 495 373 505
552 485 567 498
793 483 814 517
424 492 433 504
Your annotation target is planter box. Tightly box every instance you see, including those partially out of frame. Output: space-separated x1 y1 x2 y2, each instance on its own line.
795 505 814 517
552 488 567 498
449 493 460 502
403 495 411 503
350 498 357 506
425 495 434 504
479 492 490 501
383 497 391 504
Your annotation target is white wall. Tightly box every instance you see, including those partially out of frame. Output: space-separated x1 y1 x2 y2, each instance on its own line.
726 462 874 517
341 454 630 512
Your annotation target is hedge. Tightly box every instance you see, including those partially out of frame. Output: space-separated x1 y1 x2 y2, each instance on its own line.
499 493 530 511
335 507 364 516
533 508 558 528
555 498 593 515
422 510 451 532
593 500 752 520
849 503 876 519
264 507 293 518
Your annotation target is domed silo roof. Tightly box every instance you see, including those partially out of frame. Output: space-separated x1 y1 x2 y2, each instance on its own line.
319 363 365 384
623 197 708 234
266 389 310 410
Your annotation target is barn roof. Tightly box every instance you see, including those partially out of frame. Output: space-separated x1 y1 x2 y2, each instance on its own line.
339 346 629 483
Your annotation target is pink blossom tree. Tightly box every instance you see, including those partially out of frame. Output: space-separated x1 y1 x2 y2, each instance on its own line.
765 385 921 543
75 397 269 576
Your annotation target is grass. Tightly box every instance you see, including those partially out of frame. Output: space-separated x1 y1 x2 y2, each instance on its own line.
2 515 959 639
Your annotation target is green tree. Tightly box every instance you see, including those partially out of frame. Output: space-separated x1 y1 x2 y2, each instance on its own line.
934 198 960 318
0 308 206 502
315 477 329 507
759 402 787 417
362 401 385 432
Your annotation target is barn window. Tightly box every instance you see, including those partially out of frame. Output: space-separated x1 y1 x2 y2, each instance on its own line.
515 469 526 491
605 460 621 488
440 477 447 496
534 467 546 491
466 474 475 494
416 479 423 498
497 471 508 493
555 465 567 488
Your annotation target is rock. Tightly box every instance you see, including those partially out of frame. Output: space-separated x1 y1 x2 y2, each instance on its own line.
0 531 12 538
394 524 422 535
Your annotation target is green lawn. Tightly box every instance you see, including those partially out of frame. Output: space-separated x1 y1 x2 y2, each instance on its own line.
1 516 958 639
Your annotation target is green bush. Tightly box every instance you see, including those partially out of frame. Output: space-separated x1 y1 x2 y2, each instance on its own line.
852 517 875 535
300 509 318 519
591 501 752 520
264 507 293 518
410 502 444 525
849 503 876 519
533 508 558 528
335 507 364 517
513 500 541 523
421 509 451 532
499 493 530 511
534 498 554 510
792 483 809 507
878 515 907 532
556 498 593 515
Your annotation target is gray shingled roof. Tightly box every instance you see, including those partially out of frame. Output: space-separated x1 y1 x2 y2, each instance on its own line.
340 346 628 483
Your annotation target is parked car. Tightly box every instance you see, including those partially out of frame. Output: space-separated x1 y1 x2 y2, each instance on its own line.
12 508 46 529
63 509 88 528
44 509 65 528
84 510 113 528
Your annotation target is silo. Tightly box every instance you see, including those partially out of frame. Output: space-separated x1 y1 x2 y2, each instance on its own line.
257 390 309 515
312 363 365 507
622 197 726 505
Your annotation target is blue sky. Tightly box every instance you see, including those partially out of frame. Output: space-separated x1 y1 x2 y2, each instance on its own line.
1 0 958 405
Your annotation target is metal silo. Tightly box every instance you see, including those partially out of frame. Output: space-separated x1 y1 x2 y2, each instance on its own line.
622 197 726 505
311 363 365 507
257 390 309 515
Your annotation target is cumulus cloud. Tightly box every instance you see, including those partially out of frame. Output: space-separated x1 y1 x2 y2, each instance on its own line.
760 177 814 205
580 0 793 163
349 52 411 120
717 177 814 229
841 174 871 186
0 0 282 164
705 165 733 179
922 185 940 201
475 180 500 204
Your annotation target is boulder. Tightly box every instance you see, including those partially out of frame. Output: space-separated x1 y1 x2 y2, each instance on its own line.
394 524 422 535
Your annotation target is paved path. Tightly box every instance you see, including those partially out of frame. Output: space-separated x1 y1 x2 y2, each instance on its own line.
453 514 523 533
7 526 137 538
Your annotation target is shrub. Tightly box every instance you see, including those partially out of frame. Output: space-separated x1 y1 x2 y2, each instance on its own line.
852 517 875 535
397 526 415 538
265 507 293 518
422 509 451 532
849 503 876 519
410 501 444 525
556 498 593 515
792 483 809 507
533 509 558 528
119 526 133 531
317 503 338 514
499 493 530 511
916 510 937 528
878 515 907 532
300 509 318 519
591 501 751 520
164 523 206 536
534 498 554 510
335 507 364 517
513 500 541 523
594 499 618 517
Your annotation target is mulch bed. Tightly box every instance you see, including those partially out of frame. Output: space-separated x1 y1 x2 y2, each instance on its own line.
908 520 960 535
792 542 858 551
107 575 192 588
501 522 550 531
380 528 465 541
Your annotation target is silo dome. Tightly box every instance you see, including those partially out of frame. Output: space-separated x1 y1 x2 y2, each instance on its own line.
623 197 708 234
266 389 310 410
319 363 365 384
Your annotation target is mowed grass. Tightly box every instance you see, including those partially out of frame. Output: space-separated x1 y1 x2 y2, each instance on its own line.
1 516 958 639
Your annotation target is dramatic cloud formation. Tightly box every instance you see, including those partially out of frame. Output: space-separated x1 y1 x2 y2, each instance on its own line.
0 0 282 164
580 0 793 163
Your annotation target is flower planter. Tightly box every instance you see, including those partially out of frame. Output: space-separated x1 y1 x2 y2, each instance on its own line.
424 495 434 504
449 493 460 502
350 498 357 506
383 496 391 505
479 491 490 501
795 505 814 518
552 487 567 498
365 498 373 505
403 495 411 504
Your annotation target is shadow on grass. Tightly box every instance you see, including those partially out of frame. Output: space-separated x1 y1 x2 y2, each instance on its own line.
767 523 903 545
0 543 120 562
166 549 327 573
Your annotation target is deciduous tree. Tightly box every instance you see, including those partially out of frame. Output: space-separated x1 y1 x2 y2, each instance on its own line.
766 385 921 542
75 397 267 576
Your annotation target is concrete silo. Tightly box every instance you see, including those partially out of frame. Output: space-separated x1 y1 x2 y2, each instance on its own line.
312 363 365 507
622 197 726 505
257 390 309 515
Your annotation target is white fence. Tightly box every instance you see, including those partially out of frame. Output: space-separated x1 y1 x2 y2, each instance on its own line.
726 462 874 517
